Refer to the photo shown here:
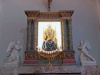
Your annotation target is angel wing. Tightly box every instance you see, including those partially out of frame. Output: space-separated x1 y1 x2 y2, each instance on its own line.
84 40 91 50
7 42 15 52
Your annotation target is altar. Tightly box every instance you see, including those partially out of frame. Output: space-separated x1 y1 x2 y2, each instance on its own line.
0 10 100 75
0 0 100 74
24 10 76 66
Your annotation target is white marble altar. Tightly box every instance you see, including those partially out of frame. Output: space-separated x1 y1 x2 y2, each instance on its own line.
0 66 81 75
0 65 100 75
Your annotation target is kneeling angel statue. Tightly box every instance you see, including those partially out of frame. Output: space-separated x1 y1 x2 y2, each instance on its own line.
78 40 96 65
4 41 22 66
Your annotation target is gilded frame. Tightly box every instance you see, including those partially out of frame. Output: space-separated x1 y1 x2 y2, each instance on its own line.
24 10 76 65
24 10 75 64
25 10 74 52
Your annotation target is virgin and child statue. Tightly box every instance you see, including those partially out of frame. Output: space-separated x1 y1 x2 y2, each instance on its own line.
42 25 58 51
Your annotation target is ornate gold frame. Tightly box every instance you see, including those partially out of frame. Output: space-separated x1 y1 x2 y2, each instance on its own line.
25 10 74 51
24 10 76 65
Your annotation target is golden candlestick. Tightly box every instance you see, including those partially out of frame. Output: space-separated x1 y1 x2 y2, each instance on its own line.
38 50 62 66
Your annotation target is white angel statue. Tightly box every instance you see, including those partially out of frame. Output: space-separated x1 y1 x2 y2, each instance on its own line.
78 40 96 65
4 41 22 65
